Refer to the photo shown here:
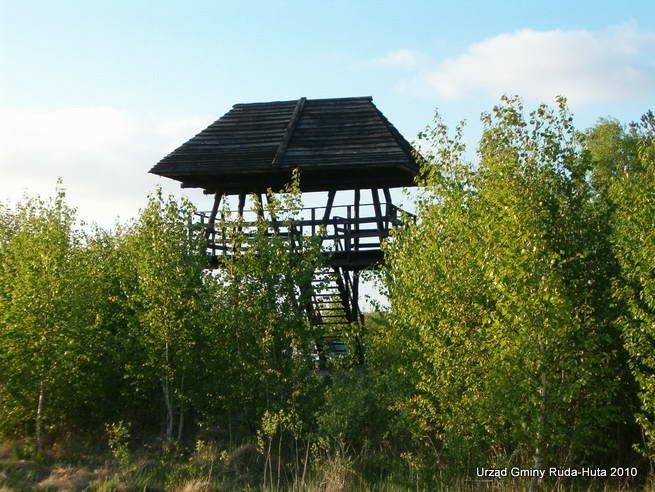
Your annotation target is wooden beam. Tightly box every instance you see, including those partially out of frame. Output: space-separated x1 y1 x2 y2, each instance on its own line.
205 192 223 240
332 267 353 322
237 193 246 217
255 193 265 219
383 188 393 227
179 169 417 195
345 205 352 252
371 188 384 238
265 192 280 233
352 270 365 365
352 271 361 323
383 187 392 211
272 97 306 166
354 189 360 251
322 190 336 223
235 193 247 242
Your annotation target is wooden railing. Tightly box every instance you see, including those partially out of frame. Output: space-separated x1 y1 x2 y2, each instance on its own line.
196 202 413 259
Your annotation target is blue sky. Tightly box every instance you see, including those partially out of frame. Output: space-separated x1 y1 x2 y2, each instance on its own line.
1 0 654 224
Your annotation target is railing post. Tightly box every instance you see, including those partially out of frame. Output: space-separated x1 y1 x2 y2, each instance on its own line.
354 189 360 251
221 211 226 255
346 205 351 253
371 188 384 241
383 188 393 234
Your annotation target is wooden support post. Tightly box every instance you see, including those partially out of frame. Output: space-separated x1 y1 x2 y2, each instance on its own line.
352 270 365 365
322 190 336 246
290 223 297 253
233 193 246 253
236 193 246 234
354 189 360 251
383 188 393 232
383 187 392 211
237 193 246 218
345 205 351 253
343 269 352 314
265 192 280 233
371 188 384 241
352 271 361 323
205 192 223 240
221 211 226 253
300 260 319 329
322 190 336 223
332 267 352 322
256 193 265 219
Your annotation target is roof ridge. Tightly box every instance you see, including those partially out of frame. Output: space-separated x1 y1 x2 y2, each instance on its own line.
272 97 306 166
307 96 372 103
233 99 298 108
232 96 372 109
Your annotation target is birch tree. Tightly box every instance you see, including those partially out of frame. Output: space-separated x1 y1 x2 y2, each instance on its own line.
0 189 95 449
594 112 655 458
384 97 631 473
124 189 207 441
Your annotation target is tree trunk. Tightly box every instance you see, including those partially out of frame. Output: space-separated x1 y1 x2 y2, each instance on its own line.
162 379 174 440
35 373 45 452
177 406 184 442
176 372 185 442
530 344 547 492
162 340 174 440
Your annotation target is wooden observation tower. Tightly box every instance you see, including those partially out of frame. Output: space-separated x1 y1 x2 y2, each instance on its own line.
150 96 418 362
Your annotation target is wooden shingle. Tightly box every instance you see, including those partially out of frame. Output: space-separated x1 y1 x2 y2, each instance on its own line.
149 96 419 194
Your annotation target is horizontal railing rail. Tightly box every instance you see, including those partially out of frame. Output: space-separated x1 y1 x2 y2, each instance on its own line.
196 202 415 259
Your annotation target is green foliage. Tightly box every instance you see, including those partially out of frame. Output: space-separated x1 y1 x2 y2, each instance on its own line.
597 112 655 457
315 315 413 452
198 179 325 437
106 421 132 468
121 188 208 440
316 371 384 446
384 96 633 472
0 187 112 444
0 179 325 451
0 103 653 489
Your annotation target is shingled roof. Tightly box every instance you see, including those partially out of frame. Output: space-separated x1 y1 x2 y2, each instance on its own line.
149 96 419 195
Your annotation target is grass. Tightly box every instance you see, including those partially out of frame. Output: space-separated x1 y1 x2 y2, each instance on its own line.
0 437 650 491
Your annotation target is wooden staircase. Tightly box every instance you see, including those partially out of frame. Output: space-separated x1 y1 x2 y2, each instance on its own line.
310 267 351 327
307 266 365 365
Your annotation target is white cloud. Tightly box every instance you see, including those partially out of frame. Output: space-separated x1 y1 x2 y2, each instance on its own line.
0 107 214 226
381 22 655 105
